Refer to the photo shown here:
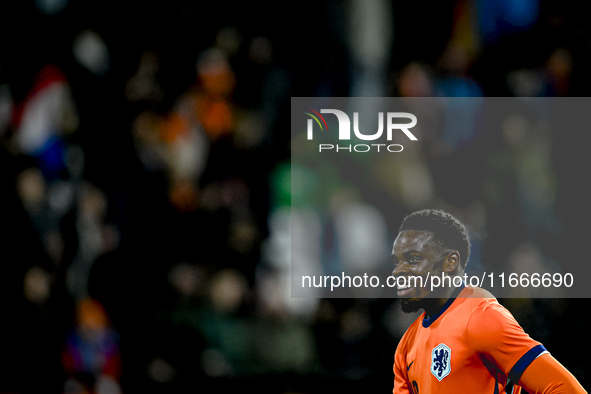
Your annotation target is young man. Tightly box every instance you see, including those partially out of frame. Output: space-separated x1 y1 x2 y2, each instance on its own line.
392 209 585 394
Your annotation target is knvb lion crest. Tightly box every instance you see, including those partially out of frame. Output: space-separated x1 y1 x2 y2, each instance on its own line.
431 343 451 381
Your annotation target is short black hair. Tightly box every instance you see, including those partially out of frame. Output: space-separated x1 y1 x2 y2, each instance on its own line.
399 209 471 269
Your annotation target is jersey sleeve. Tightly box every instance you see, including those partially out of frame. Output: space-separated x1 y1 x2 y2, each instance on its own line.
465 300 545 378
518 353 587 394
393 338 411 394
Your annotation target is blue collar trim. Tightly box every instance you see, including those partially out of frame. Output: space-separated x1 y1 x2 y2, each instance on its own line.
422 285 465 328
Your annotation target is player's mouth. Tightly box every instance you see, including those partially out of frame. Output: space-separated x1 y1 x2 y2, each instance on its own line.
397 283 414 297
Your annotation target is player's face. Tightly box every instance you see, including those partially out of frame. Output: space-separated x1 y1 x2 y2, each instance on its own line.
391 230 447 305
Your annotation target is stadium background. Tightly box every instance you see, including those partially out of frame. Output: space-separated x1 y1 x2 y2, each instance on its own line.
0 0 589 392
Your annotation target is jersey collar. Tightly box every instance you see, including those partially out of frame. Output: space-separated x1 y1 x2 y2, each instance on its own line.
422 284 465 328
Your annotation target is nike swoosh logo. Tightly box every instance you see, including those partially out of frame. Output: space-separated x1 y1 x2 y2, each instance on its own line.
407 361 414 371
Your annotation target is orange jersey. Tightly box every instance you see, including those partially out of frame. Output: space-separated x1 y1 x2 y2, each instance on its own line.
393 286 546 394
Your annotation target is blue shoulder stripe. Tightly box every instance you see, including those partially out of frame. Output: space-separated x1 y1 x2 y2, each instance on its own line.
508 344 548 383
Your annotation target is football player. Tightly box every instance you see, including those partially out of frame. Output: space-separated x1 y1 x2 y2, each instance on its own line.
392 209 586 394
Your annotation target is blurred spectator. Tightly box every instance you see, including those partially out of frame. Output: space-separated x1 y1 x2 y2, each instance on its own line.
62 298 122 394
12 64 78 180
347 0 393 97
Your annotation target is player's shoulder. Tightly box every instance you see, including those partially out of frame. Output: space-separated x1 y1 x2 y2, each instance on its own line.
453 285 515 326
457 285 500 309
459 286 522 332
459 285 497 300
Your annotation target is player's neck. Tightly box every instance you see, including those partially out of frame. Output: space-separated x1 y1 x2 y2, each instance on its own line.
423 286 461 318
423 298 447 318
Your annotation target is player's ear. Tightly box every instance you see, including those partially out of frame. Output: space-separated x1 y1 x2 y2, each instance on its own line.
443 251 460 273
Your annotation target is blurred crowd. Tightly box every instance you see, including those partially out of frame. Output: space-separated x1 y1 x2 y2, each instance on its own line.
0 0 590 393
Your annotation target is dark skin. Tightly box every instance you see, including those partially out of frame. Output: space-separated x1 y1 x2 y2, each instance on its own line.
391 230 463 317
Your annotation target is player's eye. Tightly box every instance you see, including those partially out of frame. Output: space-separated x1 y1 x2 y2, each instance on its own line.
408 256 421 263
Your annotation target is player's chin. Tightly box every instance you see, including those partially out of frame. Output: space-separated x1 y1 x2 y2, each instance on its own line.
400 289 431 313
401 298 423 313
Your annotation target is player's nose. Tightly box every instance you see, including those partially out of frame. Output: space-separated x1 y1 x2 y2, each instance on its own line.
392 262 409 277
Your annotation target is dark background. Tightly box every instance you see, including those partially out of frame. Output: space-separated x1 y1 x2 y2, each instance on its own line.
0 0 589 393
